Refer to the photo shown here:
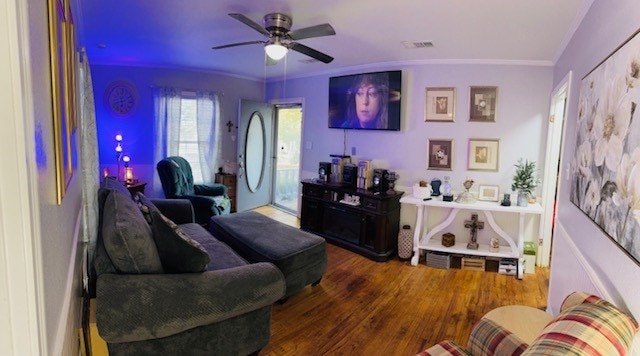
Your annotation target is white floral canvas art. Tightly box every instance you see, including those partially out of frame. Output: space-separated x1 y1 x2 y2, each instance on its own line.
570 29 640 265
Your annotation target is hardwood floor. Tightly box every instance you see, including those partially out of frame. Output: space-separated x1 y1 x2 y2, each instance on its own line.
253 205 550 356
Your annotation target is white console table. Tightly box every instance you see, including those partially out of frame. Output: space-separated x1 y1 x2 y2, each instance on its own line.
400 196 543 279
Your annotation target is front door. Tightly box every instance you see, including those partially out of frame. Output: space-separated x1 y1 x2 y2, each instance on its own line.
236 99 273 212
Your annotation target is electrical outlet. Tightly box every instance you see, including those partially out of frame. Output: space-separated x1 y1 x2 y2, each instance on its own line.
351 146 356 155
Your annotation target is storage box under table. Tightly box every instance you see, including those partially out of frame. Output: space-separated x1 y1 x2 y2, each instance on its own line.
499 258 517 275
426 251 450 269
462 256 486 271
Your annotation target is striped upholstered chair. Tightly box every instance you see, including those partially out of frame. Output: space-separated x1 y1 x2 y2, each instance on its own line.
419 291 638 356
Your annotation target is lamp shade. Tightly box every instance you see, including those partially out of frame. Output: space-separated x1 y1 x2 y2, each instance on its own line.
265 43 288 60
124 166 133 183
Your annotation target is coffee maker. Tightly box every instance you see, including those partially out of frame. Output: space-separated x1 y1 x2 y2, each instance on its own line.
342 164 358 188
318 162 331 183
372 169 389 193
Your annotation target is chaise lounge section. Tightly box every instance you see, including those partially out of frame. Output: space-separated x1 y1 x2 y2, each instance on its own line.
210 211 327 300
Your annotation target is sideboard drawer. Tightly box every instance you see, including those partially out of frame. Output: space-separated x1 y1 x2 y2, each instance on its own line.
303 184 325 199
362 198 382 213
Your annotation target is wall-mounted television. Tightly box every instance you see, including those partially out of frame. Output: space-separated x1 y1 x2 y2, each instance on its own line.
328 70 401 131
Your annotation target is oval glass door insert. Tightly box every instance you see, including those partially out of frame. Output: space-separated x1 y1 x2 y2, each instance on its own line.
245 112 265 192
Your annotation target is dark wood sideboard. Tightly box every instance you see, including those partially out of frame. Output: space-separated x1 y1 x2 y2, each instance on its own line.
300 179 403 262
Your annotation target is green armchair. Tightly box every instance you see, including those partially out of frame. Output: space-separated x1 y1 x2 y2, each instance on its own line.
157 156 231 226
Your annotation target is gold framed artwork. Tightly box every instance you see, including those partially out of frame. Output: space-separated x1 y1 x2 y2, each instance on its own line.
468 138 499 171
425 87 455 122
478 185 500 202
469 86 497 122
427 139 453 170
48 0 77 204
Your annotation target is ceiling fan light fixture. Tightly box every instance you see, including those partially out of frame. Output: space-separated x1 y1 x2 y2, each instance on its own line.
265 38 288 60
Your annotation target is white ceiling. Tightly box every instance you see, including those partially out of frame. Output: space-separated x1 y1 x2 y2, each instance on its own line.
78 0 591 80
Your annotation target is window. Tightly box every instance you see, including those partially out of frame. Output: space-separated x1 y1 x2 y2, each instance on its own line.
154 87 220 184
175 95 204 182
156 89 220 185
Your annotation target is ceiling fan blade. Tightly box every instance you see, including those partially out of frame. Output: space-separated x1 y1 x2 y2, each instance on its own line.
212 40 265 50
288 23 336 40
228 13 270 37
290 42 334 63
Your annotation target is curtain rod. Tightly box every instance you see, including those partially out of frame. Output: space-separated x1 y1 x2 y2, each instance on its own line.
148 85 224 96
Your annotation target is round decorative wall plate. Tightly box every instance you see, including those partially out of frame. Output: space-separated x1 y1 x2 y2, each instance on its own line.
104 80 138 117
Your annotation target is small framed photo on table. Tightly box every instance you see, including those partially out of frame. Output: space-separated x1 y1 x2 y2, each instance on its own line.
478 185 500 202
427 139 454 170
469 86 497 122
425 87 456 122
468 138 499 171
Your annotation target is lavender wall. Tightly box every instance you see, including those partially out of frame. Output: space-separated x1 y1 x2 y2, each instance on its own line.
268 64 552 191
549 0 640 317
91 64 264 197
267 63 553 252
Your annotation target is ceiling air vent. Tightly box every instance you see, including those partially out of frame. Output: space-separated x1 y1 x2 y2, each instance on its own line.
402 41 434 49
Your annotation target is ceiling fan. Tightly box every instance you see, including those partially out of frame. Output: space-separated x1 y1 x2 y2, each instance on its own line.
212 13 336 63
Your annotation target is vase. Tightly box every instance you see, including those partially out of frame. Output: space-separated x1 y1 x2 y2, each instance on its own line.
517 191 529 207
397 225 413 260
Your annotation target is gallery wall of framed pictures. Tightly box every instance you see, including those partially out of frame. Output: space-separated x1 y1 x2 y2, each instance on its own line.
425 85 501 176
423 83 519 202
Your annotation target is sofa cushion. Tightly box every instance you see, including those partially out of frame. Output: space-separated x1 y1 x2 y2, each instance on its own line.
101 190 163 274
180 223 248 271
524 293 638 355
150 209 211 273
101 176 132 197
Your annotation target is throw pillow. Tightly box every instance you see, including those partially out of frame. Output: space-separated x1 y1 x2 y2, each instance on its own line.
101 190 163 274
135 192 159 224
150 209 211 273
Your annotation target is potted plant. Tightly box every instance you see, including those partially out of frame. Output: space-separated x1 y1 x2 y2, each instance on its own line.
511 159 539 207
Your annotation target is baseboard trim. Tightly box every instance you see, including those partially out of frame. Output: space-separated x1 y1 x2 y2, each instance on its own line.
556 223 612 301
52 211 83 356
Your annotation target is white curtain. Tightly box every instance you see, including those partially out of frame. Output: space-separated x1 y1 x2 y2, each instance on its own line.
153 88 221 189
153 87 181 196
78 49 99 259
196 91 221 185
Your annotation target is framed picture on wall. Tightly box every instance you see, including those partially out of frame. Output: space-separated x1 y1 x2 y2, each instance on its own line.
568 28 640 266
469 86 497 122
425 87 456 122
427 139 453 170
47 0 76 204
468 138 499 171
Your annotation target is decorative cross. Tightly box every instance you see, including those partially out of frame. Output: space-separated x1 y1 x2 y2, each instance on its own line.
226 120 234 133
464 213 484 250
